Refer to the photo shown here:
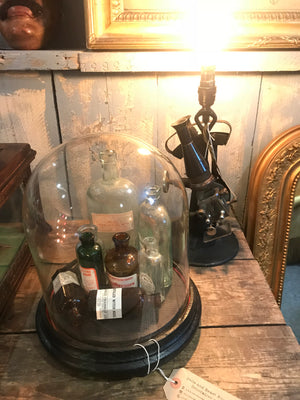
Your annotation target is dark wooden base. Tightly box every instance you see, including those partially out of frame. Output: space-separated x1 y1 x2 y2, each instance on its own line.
188 231 239 267
35 279 201 379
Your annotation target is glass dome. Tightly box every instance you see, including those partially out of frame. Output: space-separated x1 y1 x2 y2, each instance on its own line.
23 132 201 377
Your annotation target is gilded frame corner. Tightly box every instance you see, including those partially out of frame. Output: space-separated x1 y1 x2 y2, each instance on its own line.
245 126 300 305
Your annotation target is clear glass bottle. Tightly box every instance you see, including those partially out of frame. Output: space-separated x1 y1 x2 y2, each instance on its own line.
139 236 164 299
23 133 192 351
86 149 138 254
105 232 139 288
76 224 106 291
139 185 173 289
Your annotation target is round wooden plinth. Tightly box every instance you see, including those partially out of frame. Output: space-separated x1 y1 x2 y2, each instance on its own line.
36 279 201 379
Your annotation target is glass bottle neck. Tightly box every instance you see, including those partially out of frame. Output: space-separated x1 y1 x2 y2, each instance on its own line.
145 185 161 205
77 225 98 246
79 232 95 247
143 237 160 256
113 232 130 248
99 150 119 181
102 162 119 181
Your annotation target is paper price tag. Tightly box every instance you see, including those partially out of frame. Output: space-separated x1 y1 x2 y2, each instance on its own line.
164 368 241 400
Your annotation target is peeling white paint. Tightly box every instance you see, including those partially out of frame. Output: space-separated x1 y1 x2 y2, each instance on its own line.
0 88 52 166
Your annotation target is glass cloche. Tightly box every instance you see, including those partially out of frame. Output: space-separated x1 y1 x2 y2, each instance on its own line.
23 133 201 377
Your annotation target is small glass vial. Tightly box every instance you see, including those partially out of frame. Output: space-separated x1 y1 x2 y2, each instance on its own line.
76 224 106 291
139 236 164 298
105 232 139 288
86 149 138 254
139 185 173 289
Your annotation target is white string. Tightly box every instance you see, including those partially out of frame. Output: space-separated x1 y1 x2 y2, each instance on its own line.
156 367 176 383
134 340 176 383
149 339 160 371
149 339 176 384
134 343 151 375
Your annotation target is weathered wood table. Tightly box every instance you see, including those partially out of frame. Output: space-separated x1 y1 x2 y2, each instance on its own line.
1 222 299 399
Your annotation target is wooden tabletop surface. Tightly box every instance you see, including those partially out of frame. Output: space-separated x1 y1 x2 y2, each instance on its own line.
0 224 299 400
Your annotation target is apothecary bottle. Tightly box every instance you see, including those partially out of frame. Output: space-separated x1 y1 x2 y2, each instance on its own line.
139 236 164 299
86 149 138 254
139 185 173 289
87 287 161 321
76 224 106 291
105 232 139 288
23 132 191 351
51 263 87 327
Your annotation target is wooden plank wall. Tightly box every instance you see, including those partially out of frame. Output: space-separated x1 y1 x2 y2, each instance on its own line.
1 69 300 226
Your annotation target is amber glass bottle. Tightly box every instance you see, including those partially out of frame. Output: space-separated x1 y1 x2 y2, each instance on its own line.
105 232 139 288
51 265 87 327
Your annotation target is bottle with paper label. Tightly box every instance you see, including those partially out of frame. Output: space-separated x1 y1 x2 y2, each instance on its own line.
87 149 138 254
87 287 161 321
76 224 107 291
51 263 87 327
105 232 139 288
139 236 164 299
139 185 173 289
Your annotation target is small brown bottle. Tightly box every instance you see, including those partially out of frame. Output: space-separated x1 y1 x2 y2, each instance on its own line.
51 264 87 327
105 232 139 288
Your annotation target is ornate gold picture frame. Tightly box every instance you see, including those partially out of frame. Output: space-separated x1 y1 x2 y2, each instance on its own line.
84 0 300 50
245 126 300 305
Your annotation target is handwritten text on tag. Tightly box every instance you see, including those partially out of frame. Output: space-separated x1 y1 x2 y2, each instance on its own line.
163 368 241 400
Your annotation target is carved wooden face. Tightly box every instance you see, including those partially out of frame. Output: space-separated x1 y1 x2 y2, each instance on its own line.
0 0 58 49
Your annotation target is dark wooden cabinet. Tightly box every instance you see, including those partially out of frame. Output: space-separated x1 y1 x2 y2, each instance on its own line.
0 143 36 321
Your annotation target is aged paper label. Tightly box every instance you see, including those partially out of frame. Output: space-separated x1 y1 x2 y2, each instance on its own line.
52 271 79 294
91 211 134 232
96 288 122 320
80 266 99 291
107 272 138 288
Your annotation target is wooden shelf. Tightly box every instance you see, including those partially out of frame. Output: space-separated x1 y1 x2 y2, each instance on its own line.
0 50 299 72
0 50 80 71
